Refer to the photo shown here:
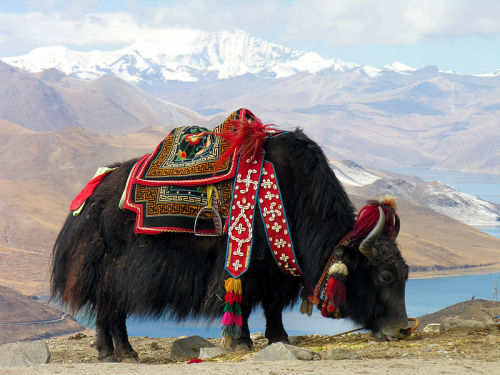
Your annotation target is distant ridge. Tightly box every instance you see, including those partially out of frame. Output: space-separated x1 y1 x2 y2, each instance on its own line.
0 60 203 134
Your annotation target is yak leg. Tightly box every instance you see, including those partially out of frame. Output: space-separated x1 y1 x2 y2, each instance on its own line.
95 312 115 362
262 298 289 344
231 302 253 350
110 311 138 363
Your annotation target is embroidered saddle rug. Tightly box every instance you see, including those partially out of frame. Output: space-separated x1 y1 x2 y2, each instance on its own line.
121 109 252 235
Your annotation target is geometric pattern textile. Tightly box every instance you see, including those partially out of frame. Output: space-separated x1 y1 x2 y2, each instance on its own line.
225 152 265 278
122 154 234 234
134 109 248 186
259 161 303 277
121 109 251 234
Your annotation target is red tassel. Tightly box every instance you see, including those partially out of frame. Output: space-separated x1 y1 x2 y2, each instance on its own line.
325 277 335 302
320 301 330 318
332 279 346 306
324 276 346 316
212 110 278 172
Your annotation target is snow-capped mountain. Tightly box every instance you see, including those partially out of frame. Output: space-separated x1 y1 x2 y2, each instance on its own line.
330 160 380 187
333 160 500 226
1 28 394 84
2 28 500 175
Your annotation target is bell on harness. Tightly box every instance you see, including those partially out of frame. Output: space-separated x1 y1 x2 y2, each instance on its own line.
194 184 223 236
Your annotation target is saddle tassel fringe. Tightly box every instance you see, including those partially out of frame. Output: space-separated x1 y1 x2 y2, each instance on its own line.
221 278 242 349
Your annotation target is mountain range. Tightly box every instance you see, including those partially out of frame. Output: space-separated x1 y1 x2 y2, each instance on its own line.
0 61 202 134
330 160 500 226
2 28 499 173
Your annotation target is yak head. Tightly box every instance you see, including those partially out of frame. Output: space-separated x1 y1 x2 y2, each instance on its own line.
338 203 411 340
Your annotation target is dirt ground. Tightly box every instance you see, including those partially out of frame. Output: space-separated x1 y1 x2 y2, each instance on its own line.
1 326 498 375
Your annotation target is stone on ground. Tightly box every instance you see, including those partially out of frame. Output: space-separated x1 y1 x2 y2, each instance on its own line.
0 340 50 367
199 347 228 359
253 342 313 361
169 335 215 361
423 323 441 333
250 332 265 340
321 348 357 360
439 317 493 333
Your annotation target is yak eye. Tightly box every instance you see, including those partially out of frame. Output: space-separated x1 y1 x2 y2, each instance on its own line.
379 270 394 284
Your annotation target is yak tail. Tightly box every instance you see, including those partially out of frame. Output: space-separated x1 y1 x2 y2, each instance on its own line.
51 209 106 315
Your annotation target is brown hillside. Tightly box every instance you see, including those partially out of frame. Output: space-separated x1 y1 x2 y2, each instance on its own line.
0 61 203 134
0 285 83 345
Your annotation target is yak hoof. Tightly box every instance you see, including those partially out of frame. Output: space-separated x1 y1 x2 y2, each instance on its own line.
99 355 118 363
120 356 140 364
233 342 252 351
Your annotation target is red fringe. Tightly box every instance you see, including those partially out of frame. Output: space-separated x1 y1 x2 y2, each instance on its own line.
213 113 278 171
339 201 397 245
224 291 242 304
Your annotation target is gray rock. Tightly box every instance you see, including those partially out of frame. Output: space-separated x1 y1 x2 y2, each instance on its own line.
287 336 301 345
250 332 265 340
253 342 313 361
199 347 228 359
440 317 492 333
169 335 215 361
0 341 50 367
423 323 441 333
321 348 357 360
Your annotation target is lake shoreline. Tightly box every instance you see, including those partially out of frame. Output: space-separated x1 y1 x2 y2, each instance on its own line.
409 264 500 280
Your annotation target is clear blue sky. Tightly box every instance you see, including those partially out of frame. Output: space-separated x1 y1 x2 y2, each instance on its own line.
0 0 499 74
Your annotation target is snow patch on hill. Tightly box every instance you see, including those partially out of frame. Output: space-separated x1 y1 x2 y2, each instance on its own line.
331 160 500 226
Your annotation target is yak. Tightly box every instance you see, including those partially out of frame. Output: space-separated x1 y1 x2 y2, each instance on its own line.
51 127 411 362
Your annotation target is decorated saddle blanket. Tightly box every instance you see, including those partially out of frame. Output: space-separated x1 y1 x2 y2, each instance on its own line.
120 109 252 235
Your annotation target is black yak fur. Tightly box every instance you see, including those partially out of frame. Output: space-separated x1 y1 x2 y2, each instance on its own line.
51 129 409 361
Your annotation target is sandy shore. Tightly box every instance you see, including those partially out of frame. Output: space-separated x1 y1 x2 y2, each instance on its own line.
1 359 499 375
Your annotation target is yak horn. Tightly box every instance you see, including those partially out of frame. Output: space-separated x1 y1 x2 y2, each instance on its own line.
359 206 385 259
393 213 400 240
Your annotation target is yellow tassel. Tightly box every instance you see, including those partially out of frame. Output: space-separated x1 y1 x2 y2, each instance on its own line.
225 277 242 295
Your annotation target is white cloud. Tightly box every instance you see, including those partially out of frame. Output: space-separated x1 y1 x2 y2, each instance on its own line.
286 0 500 46
0 12 151 52
0 0 499 57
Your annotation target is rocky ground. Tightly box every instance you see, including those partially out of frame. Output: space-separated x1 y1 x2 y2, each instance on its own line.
44 327 500 364
0 328 498 375
1 299 499 374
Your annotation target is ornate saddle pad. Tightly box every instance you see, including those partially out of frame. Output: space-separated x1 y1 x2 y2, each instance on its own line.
121 109 251 234
134 111 240 186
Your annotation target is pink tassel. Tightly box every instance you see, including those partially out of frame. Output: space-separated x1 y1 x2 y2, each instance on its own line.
221 312 234 326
